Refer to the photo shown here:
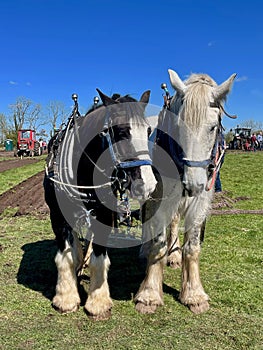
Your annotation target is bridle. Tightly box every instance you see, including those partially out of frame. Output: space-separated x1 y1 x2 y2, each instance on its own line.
100 107 152 192
159 85 237 192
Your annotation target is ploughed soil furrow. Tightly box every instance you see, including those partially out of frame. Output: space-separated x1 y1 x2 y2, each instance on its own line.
0 172 262 218
0 157 42 173
0 171 49 217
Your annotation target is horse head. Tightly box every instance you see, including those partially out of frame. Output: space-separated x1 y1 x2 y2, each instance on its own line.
168 69 236 196
96 89 157 200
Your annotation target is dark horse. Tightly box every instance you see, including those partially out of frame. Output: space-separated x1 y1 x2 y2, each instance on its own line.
44 90 157 320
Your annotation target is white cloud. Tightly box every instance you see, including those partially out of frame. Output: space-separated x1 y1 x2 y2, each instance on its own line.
26 82 31 86
208 41 216 47
9 80 18 85
236 76 248 82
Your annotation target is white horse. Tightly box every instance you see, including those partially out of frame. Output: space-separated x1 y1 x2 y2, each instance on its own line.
135 69 236 314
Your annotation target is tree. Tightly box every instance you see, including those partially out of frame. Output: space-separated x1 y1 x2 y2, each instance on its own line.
241 119 263 131
26 103 42 130
224 131 234 145
36 128 48 138
0 113 17 144
9 96 32 132
9 96 45 131
47 101 68 136
0 113 8 143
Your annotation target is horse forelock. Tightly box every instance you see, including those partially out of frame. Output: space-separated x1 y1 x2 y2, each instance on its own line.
173 74 218 129
85 94 147 126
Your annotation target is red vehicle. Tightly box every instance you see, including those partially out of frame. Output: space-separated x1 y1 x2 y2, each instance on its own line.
16 129 41 157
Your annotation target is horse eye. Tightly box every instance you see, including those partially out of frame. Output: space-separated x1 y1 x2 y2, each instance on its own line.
100 128 108 137
210 125 217 133
147 126 152 137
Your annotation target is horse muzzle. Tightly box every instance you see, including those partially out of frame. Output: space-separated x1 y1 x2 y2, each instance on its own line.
130 165 157 200
182 181 205 197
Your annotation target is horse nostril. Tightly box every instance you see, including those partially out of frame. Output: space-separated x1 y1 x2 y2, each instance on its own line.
182 182 204 197
186 188 193 197
198 184 204 192
182 182 192 196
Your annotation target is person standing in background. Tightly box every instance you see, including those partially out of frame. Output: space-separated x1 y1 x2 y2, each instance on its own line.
257 131 262 151
215 132 226 193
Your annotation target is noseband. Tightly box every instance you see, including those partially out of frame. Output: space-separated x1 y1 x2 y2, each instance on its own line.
181 100 237 190
181 125 224 191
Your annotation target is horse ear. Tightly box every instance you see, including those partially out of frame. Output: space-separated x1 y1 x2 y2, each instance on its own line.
213 73 237 101
168 69 187 94
139 90 151 105
96 89 118 106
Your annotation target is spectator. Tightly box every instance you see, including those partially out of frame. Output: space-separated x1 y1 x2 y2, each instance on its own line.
251 133 257 151
39 138 43 155
215 132 226 193
244 138 251 151
257 132 262 151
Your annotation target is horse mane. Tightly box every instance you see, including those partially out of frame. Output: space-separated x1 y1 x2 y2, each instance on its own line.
171 73 218 128
85 94 138 115
85 93 147 127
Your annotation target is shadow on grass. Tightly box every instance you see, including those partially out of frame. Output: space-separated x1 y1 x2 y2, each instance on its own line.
17 241 179 306
163 283 180 302
107 246 146 300
108 246 180 302
17 239 57 301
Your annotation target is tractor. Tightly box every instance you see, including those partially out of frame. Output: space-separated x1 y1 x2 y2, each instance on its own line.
15 129 41 157
228 126 252 150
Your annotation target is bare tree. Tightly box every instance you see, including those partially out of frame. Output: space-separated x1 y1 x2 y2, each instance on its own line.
47 101 68 136
0 113 7 142
9 96 32 132
0 113 18 143
8 96 46 133
27 103 42 130
241 119 263 131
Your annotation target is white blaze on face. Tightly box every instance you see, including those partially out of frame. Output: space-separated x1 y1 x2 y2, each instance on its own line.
129 123 157 199
183 116 219 195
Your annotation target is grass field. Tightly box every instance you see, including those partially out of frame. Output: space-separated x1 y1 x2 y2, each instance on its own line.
0 156 46 195
0 151 262 350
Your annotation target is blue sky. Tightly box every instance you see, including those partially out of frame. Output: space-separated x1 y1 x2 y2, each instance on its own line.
1 0 262 132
